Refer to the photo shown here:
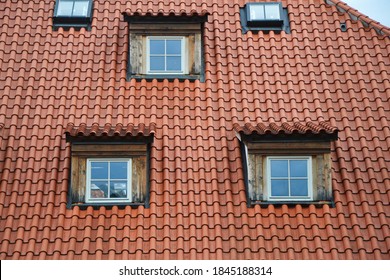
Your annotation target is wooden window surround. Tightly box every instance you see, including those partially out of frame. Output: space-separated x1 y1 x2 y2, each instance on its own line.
124 14 208 81
242 141 334 207
69 144 150 209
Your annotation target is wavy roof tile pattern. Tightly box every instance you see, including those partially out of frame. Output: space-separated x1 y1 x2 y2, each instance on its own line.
234 121 338 136
0 0 389 259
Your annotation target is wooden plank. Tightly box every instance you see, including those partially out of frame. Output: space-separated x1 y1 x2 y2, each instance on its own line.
323 153 332 200
193 33 201 74
71 156 79 203
129 33 142 74
247 141 331 154
71 156 86 203
78 158 86 202
72 144 147 153
130 23 200 32
247 153 255 201
132 156 147 203
255 155 264 200
188 34 195 74
248 154 263 201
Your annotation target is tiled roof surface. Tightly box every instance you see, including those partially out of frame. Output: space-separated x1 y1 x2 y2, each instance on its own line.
234 121 338 137
65 123 156 138
0 0 389 260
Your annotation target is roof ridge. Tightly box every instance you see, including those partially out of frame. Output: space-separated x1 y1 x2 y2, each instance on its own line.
325 0 390 36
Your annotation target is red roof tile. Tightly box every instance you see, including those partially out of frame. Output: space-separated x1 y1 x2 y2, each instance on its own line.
65 123 156 138
0 0 389 260
234 121 338 137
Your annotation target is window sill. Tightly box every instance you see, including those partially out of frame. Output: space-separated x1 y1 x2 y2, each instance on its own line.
128 74 203 82
249 201 334 208
68 202 147 210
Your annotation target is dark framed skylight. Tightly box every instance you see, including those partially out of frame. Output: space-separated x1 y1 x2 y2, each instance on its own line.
246 2 283 26
240 2 290 33
53 0 93 30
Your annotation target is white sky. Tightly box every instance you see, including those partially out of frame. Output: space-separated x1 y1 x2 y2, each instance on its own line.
343 0 390 27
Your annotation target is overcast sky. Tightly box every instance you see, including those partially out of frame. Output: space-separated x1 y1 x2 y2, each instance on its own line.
343 0 390 27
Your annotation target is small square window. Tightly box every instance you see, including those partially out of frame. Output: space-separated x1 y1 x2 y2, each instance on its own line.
146 37 187 74
53 0 93 30
86 159 132 203
267 157 313 201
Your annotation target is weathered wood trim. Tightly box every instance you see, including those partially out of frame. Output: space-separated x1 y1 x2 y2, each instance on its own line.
247 141 331 154
130 23 201 32
129 33 142 74
132 156 147 203
323 153 332 200
70 155 86 204
72 144 147 153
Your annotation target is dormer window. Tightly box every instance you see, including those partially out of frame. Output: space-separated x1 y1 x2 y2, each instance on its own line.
234 122 338 207
65 123 155 209
123 13 208 81
240 2 290 34
53 0 93 30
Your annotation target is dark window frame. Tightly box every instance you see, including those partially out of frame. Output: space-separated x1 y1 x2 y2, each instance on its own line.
53 0 93 30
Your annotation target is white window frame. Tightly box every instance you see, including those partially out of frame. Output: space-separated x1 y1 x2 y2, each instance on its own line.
86 158 132 203
146 36 187 75
55 0 91 17
266 156 313 201
247 2 282 22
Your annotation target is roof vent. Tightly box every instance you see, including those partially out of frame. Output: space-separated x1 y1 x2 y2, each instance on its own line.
340 22 347 32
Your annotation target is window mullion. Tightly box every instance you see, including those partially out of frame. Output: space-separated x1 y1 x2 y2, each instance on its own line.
128 159 132 202
287 159 291 197
71 1 75 17
107 161 111 198
164 39 167 71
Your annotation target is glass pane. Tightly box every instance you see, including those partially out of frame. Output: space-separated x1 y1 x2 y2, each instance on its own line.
91 161 108 179
150 40 165 55
90 181 108 198
249 5 265 20
166 40 182 55
270 160 288 177
271 179 289 196
290 160 308 177
57 1 74 16
110 181 127 198
73 1 90 17
265 4 280 20
150 56 165 71
110 162 127 179
166 56 182 71
290 179 308 196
